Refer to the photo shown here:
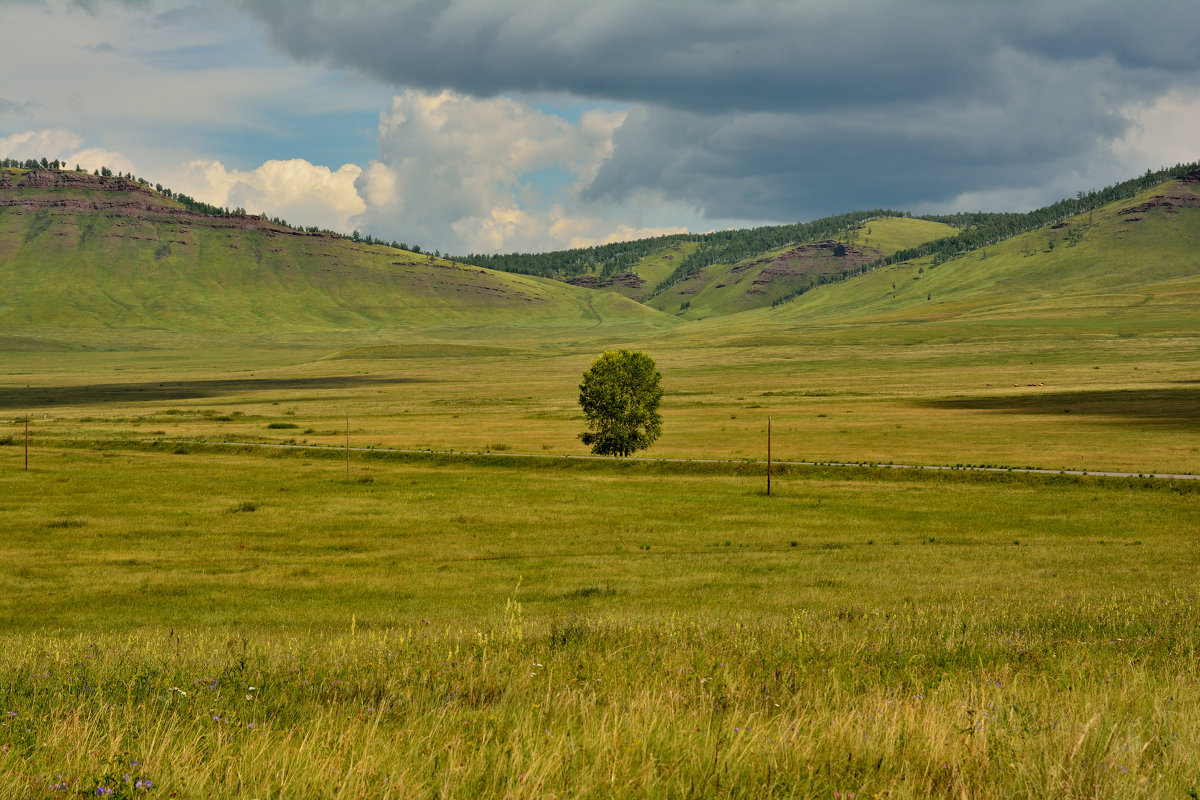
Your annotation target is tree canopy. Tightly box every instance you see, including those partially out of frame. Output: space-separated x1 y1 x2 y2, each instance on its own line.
578 350 664 457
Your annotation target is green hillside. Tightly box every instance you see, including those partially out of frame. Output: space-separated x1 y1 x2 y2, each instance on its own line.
761 169 1200 330
645 216 957 319
520 214 956 320
837 216 958 254
559 241 702 303
502 214 957 320
464 209 911 312
0 168 670 347
2 161 1199 476
4 162 1199 353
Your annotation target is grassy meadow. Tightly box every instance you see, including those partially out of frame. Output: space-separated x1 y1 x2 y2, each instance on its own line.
3 318 1200 797
3 442 1200 798
8 317 1199 475
838 217 958 254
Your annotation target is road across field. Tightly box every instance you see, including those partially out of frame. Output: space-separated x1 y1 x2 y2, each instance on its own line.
179 439 1199 481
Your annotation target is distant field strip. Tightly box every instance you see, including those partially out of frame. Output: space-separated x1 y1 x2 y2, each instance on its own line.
77 437 1200 481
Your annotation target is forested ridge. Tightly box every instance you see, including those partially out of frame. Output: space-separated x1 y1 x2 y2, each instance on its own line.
8 156 1198 300
460 210 901 289
461 162 1200 300
461 233 695 280
875 161 1200 270
646 210 899 298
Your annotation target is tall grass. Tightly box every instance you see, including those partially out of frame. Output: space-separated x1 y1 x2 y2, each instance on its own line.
3 594 1198 798
2 449 1200 797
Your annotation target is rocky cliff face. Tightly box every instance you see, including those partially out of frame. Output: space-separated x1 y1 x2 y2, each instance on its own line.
740 240 884 295
1 169 164 212
1119 174 1200 220
566 271 646 290
0 168 316 236
0 168 152 193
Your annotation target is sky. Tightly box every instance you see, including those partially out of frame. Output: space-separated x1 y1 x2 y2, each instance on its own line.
2 0 1199 255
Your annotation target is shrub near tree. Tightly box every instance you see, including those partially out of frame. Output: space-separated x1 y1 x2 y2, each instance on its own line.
578 349 664 457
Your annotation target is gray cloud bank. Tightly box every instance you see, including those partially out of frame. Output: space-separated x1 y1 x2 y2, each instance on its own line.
245 0 1200 221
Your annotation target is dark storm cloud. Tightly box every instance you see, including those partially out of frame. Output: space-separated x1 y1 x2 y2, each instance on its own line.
585 45 1141 219
240 0 1200 219
240 0 983 113
241 1 1199 112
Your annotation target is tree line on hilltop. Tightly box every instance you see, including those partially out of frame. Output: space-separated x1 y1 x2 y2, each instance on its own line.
9 156 1197 285
646 209 901 298
457 210 901 291
872 161 1200 271
460 234 696 281
1 157 430 255
457 161 1200 302
767 161 1200 308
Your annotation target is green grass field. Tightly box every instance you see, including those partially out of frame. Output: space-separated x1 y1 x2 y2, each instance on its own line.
3 446 1199 797
2 319 1199 798
9 317 1198 476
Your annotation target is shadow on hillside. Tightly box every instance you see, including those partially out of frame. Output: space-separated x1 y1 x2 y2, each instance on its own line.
922 388 1200 426
0 375 423 409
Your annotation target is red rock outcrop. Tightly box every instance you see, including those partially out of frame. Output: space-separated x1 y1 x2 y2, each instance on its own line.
743 240 884 294
566 272 646 289
0 168 333 238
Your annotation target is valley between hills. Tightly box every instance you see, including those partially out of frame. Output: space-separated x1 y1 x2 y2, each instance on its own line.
2 162 1198 474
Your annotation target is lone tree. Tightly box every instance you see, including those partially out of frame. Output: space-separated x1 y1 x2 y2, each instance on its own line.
578 349 664 457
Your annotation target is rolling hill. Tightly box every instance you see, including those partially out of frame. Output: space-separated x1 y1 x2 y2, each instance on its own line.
463 161 1200 328
0 167 670 348
2 162 1199 353
763 168 1200 330
462 209 917 314
643 217 957 318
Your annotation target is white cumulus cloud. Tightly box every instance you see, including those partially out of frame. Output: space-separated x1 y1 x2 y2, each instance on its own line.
173 158 366 233
0 129 84 160
354 89 681 253
0 127 137 175
1113 90 1200 174
2 109 718 255
1 127 367 234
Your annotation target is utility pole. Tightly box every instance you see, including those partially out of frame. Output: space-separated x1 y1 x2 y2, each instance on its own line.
25 414 29 471
345 411 350 480
767 416 772 497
